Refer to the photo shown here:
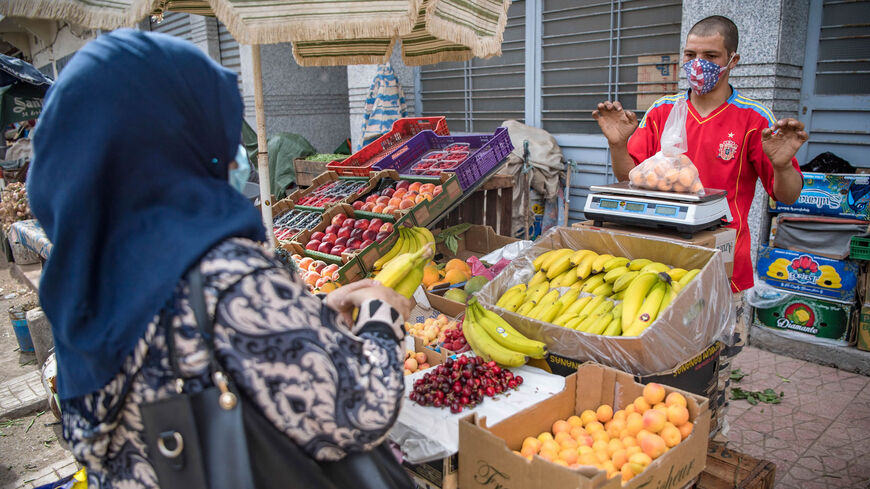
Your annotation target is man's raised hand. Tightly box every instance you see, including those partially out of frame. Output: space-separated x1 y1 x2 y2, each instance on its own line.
593 101 639 146
762 118 808 170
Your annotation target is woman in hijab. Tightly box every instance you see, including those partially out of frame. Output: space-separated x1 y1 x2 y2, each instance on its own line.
28 29 412 488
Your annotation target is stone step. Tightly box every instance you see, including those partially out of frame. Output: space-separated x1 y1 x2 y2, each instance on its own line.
750 324 870 376
0 370 47 420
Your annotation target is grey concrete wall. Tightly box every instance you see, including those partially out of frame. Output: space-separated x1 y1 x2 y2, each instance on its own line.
681 1 811 274
346 44 418 151
239 44 351 153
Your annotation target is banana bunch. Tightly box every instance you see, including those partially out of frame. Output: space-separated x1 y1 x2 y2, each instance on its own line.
372 241 434 298
463 298 548 367
373 226 436 271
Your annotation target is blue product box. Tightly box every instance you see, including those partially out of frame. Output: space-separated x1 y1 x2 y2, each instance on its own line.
769 172 870 220
757 245 859 303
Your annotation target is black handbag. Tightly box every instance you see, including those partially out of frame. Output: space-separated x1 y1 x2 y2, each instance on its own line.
140 266 413 489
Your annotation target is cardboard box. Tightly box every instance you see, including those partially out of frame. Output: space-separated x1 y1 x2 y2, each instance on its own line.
404 454 457 489
458 363 710 489
754 292 853 344
858 305 870 351
478 227 733 376
756 245 859 303
425 290 467 318
433 224 520 262
769 172 870 220
573 221 735 279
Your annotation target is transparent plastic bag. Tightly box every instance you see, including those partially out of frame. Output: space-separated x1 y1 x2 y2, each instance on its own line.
628 98 705 196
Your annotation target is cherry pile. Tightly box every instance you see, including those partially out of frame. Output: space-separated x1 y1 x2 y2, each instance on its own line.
409 356 523 414
443 325 468 352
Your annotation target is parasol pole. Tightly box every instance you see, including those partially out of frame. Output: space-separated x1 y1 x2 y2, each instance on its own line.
251 44 275 249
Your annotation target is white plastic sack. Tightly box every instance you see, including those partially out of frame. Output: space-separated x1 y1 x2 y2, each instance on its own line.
480 240 534 265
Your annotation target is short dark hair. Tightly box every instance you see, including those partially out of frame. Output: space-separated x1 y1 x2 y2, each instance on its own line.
689 16 739 55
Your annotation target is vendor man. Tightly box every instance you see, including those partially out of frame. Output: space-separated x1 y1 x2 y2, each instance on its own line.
592 15 807 434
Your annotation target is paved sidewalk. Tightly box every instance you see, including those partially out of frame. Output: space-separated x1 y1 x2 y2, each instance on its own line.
726 346 870 488
0 370 47 420
12 456 79 489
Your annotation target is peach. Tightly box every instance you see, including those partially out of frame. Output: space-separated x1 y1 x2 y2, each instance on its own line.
611 449 628 470
625 446 642 458
613 409 627 422
642 409 667 433
654 403 668 415
592 431 610 444
559 448 578 465
595 450 610 464
585 421 604 434
408 182 422 192
554 432 573 445
626 412 643 436
621 463 637 482
643 383 666 405
624 404 636 416
667 404 690 426
602 460 617 479
621 435 638 448
634 396 652 413
636 429 652 444
522 436 542 454
383 205 397 214
569 426 585 441
537 432 554 443
640 433 667 459
552 419 571 434
597 404 614 423
298 257 314 270
577 446 593 456
592 440 609 453
567 415 583 427
399 198 416 210
560 438 579 451
678 421 694 440
666 392 687 408
414 352 426 365
606 418 626 439
580 409 597 426
661 423 682 448
629 452 653 468
541 439 560 454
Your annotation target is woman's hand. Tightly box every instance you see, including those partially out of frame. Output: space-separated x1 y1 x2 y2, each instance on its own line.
325 279 413 326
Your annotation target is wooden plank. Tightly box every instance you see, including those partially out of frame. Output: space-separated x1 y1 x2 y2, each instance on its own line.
499 187 513 237
485 189 498 229
480 174 514 191
459 192 484 225
695 442 776 489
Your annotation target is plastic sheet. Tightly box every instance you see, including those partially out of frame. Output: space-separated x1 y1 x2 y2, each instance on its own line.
628 98 705 196
745 281 791 309
476 226 734 376
479 240 534 264
389 361 565 464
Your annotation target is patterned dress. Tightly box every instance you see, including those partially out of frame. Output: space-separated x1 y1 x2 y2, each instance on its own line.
60 238 405 488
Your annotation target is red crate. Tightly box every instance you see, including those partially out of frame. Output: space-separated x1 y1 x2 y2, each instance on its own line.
327 117 449 176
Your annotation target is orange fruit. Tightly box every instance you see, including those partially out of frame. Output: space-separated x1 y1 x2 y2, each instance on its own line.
420 183 436 194
393 188 407 198
444 269 468 285
298 257 314 270
399 198 416 210
422 265 440 288
552 419 571 434
372 204 386 214
388 197 402 207
597 404 613 423
408 182 422 192
376 195 390 205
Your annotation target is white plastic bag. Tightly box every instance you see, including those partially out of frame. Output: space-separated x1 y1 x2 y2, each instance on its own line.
628 98 705 196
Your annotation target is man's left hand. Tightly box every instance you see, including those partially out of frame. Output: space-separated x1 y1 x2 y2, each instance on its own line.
762 118 808 170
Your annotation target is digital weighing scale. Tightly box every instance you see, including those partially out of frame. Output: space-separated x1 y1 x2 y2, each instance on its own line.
583 182 732 238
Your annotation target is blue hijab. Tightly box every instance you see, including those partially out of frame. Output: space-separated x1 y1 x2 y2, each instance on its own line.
28 30 266 400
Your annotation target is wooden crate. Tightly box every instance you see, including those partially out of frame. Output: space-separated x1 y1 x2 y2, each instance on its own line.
695 442 776 489
438 174 514 237
293 158 331 187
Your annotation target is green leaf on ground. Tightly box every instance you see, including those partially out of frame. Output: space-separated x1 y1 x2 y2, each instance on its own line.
730 368 746 381
777 374 791 383
730 387 784 405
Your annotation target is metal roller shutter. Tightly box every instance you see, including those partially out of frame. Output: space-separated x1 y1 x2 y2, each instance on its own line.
218 21 243 91
149 11 192 41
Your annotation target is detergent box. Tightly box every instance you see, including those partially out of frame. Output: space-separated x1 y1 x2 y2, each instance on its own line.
757 245 859 303
754 293 853 344
769 172 870 220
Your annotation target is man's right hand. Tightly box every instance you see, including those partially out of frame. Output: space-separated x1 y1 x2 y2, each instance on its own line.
592 101 638 146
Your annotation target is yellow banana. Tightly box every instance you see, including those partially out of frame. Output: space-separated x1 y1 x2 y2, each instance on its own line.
554 313 577 327
496 289 524 310
575 252 598 279
591 254 614 274
589 298 615 316
528 270 548 287
623 282 668 336
497 283 527 305
537 289 561 305
406 227 426 253
641 262 670 274
541 248 573 272
591 282 614 297
553 269 580 287
533 249 559 271
527 300 552 320
538 302 563 323
463 307 528 367
570 249 597 266
612 290 626 300
628 258 652 271
499 292 526 312
658 283 677 314
580 273 607 293
678 269 702 288
372 227 406 270
613 270 640 292
413 227 436 253
602 317 622 336
603 256 630 272
561 295 593 317
579 295 606 316
667 268 688 281
471 300 548 358
546 253 574 279
556 288 581 307
566 316 586 330
586 313 614 335
621 272 663 329
516 300 537 316
525 283 549 302
604 266 630 284
373 244 433 297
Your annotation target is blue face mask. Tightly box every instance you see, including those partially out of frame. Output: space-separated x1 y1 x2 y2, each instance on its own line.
229 144 251 194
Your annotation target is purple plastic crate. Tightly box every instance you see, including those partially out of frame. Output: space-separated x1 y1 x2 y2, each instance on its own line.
372 127 513 190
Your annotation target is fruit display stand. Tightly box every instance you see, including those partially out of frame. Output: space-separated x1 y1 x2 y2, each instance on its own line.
696 442 776 489
437 174 515 237
476 226 733 377
327 117 450 176
352 170 462 228
271 200 323 242
458 362 710 489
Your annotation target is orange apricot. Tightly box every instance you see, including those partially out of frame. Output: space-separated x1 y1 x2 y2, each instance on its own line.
597 404 614 423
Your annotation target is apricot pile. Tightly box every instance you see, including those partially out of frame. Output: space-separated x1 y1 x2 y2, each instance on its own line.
629 154 703 194
513 383 694 483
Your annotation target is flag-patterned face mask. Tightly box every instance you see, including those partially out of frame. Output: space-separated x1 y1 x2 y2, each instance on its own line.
682 53 735 95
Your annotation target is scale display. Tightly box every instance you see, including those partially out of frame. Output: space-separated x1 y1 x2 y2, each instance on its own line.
588 197 687 219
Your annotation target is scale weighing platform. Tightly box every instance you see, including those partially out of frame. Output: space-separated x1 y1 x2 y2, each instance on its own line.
583 182 732 238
